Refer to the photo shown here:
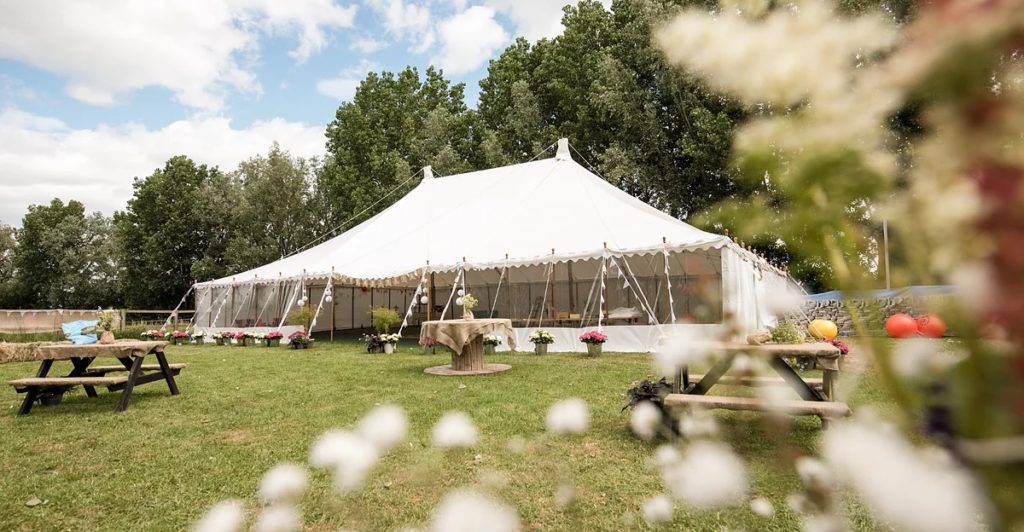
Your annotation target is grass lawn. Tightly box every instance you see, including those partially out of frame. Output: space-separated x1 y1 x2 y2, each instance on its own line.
0 340 893 531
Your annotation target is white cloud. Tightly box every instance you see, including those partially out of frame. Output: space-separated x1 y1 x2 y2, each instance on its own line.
0 108 325 225
432 6 510 74
350 36 388 53
316 60 379 101
484 0 611 41
363 0 435 53
0 0 357 111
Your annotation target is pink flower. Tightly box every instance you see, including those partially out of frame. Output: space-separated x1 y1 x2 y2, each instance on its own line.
579 330 608 344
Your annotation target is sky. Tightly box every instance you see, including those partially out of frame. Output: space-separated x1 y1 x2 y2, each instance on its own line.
0 0 607 226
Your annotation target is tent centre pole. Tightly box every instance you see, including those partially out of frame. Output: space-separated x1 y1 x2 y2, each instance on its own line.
427 262 435 322
330 268 336 342
549 249 556 324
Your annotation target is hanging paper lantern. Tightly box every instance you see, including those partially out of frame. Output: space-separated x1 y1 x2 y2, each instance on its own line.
807 319 838 340
885 313 918 338
297 298 306 306
325 295 333 303
455 297 463 306
420 296 429 305
916 314 947 338
457 289 465 296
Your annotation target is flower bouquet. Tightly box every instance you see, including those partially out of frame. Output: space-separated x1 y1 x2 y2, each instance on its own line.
579 330 608 357
97 309 116 344
419 336 438 355
191 330 206 345
233 331 248 346
265 330 283 347
289 330 312 349
170 330 189 345
529 330 554 355
212 331 230 346
483 333 502 355
381 333 400 354
461 293 479 320
141 330 166 340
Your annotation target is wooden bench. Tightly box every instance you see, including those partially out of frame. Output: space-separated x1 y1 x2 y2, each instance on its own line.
86 363 187 375
9 376 129 390
664 393 852 419
688 373 824 389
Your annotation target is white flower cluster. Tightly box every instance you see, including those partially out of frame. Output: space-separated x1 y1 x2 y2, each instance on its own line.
545 398 590 435
658 441 748 509
430 489 520 532
431 411 479 448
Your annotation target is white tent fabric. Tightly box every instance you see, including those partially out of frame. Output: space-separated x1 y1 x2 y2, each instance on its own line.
194 140 794 345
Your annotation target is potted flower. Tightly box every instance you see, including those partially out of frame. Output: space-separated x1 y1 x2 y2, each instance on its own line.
461 293 479 320
381 333 400 354
213 332 230 346
191 330 206 345
170 330 189 346
233 331 248 346
529 330 554 355
482 334 502 355
362 333 384 353
141 330 166 340
289 330 312 349
265 331 283 347
96 310 116 344
579 330 608 357
250 332 266 346
419 336 438 355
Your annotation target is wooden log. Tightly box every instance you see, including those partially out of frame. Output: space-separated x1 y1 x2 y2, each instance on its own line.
664 393 851 418
451 336 485 372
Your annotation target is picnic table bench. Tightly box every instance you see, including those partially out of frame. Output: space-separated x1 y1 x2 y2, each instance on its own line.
1 340 182 414
665 342 850 427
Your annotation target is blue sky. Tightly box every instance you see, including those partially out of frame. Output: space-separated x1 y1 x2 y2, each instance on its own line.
0 1 601 225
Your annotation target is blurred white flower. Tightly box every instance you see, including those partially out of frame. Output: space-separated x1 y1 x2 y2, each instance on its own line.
258 463 308 504
193 499 244 532
823 420 988 531
432 411 479 448
794 456 833 490
677 411 720 439
642 494 674 525
802 514 844 532
892 338 964 379
555 484 576 509
252 504 301 532
654 444 682 469
630 401 662 440
545 398 590 435
431 490 520 532
750 497 774 518
765 285 806 316
357 404 409 453
309 430 380 492
661 441 748 508
653 330 715 375
950 263 995 315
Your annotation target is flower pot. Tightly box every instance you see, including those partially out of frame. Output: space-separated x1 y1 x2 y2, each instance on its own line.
291 342 308 350
463 309 474 320
173 337 186 346
586 343 603 357
534 343 548 356
266 339 281 347
384 343 395 354
235 338 247 347
484 345 496 355
99 330 116 345
192 338 204 345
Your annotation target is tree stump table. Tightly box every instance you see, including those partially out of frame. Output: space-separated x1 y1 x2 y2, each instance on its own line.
420 319 514 376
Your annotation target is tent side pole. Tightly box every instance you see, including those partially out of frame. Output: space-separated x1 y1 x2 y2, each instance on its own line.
350 287 355 329
568 260 575 313
330 275 336 342
250 279 257 326
428 272 435 321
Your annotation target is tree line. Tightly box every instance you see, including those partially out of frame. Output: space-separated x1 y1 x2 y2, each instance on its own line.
0 0 912 310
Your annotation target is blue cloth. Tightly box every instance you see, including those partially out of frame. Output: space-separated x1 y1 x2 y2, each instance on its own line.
61 320 99 345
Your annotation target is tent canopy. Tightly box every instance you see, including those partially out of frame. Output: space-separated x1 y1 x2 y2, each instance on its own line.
197 140 736 288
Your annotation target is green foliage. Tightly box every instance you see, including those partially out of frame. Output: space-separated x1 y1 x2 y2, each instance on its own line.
286 307 314 330
770 321 806 344
370 306 401 333
0 225 17 307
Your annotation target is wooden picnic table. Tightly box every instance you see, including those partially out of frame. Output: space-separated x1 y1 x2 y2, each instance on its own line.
421 319 515 376
2 340 182 414
666 342 850 426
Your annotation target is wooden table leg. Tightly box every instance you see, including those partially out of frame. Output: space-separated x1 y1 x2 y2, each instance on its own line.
822 369 837 401
18 360 53 415
69 357 98 398
116 357 145 413
452 336 485 371
767 356 826 401
684 353 735 395
154 351 180 395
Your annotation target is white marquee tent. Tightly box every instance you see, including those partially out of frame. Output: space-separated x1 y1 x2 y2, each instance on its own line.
191 139 794 352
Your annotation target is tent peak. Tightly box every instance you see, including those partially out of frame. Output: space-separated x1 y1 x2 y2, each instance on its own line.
423 165 434 179
555 138 571 161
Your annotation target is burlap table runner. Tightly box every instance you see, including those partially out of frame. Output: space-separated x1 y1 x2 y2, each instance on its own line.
420 319 516 354
0 340 167 364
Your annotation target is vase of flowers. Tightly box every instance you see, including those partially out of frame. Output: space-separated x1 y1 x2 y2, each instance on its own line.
97 310 116 344
289 331 311 349
419 336 437 354
191 331 205 345
213 332 230 346
461 293 478 320
579 330 608 357
250 332 265 346
170 330 189 345
529 330 554 355
141 330 166 341
483 333 502 354
265 331 283 347
233 331 248 346
382 333 400 354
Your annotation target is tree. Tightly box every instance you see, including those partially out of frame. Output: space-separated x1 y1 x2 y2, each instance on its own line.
0 224 18 307
115 156 228 308
12 199 121 308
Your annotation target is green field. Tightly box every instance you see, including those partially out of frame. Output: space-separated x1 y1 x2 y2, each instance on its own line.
0 341 892 531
